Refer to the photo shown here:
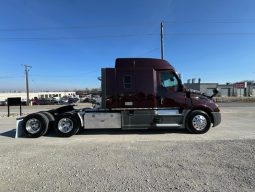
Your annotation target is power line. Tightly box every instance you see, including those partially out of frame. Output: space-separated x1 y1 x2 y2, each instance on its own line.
2 32 255 41
0 23 159 32
0 72 23 79
136 47 160 57
0 33 157 42
1 20 255 32
0 76 24 79
1 32 255 42
165 32 255 36
30 72 99 79
164 20 255 24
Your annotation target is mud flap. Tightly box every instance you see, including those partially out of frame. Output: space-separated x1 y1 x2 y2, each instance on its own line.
15 119 25 138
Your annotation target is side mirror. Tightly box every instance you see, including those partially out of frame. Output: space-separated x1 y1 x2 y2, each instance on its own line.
210 88 219 98
186 90 191 98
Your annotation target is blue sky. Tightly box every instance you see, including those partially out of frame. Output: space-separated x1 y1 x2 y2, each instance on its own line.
0 0 255 91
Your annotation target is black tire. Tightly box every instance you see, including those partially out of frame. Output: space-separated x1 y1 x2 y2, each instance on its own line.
22 113 49 138
186 110 211 134
54 113 81 137
68 112 82 135
39 111 55 136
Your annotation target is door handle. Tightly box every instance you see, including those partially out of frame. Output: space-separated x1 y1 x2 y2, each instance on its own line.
160 97 164 105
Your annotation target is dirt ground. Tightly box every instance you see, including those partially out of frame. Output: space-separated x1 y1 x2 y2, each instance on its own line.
0 103 254 192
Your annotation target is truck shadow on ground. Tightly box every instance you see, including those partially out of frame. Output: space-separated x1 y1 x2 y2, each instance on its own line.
44 128 189 137
76 128 188 136
0 129 16 138
0 128 189 138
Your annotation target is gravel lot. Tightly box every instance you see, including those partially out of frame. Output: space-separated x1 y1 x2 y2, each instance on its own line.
0 103 254 192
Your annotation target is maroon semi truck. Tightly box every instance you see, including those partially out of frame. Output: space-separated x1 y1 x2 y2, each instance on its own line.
16 58 221 138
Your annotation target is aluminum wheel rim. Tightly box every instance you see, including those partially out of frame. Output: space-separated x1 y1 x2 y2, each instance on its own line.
192 115 207 131
58 118 73 133
26 118 41 134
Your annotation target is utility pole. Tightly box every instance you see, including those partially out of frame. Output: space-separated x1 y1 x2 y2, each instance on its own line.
160 21 164 60
23 64 31 106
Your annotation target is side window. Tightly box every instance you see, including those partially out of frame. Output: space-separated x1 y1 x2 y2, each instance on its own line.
123 75 132 89
160 71 178 89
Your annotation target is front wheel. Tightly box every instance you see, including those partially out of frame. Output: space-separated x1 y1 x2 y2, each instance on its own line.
186 110 211 134
54 113 80 137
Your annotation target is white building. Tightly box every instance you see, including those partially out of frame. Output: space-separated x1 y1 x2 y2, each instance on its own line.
0 91 76 102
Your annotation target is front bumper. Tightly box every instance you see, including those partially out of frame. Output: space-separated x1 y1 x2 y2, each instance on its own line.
212 112 221 127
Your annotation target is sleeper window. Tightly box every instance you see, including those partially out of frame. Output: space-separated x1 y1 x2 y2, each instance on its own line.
123 75 132 89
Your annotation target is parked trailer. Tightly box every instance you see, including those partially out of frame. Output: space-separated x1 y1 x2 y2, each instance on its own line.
16 58 221 138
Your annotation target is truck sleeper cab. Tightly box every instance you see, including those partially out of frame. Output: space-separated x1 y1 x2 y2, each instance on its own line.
16 58 221 138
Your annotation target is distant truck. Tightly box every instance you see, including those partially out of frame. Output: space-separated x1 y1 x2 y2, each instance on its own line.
16 58 221 137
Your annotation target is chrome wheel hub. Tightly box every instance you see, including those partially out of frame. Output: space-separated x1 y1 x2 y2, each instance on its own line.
58 118 73 133
26 118 41 134
192 115 207 130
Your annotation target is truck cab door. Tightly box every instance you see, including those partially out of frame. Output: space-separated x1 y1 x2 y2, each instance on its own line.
156 71 186 108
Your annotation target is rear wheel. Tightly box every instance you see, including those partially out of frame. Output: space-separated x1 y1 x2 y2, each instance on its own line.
23 113 49 138
186 110 211 134
54 113 80 137
39 111 55 136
